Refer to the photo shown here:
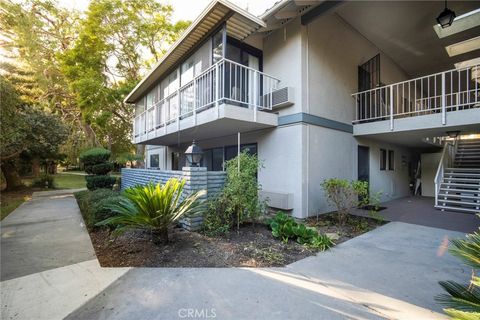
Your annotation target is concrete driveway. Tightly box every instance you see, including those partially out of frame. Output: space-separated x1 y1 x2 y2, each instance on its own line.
1 190 472 320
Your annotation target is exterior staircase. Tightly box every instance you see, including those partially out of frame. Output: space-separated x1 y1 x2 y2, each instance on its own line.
436 139 480 214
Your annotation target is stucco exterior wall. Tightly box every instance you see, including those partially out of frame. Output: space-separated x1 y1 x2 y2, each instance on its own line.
305 13 409 124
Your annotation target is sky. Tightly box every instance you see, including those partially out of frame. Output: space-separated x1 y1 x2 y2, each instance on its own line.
59 0 278 21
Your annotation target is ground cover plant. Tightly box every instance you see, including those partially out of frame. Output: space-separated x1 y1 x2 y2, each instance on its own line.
436 217 480 319
75 189 124 229
97 179 206 244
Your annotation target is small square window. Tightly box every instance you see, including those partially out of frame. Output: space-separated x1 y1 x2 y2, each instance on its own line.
380 149 387 171
150 154 159 168
388 150 395 171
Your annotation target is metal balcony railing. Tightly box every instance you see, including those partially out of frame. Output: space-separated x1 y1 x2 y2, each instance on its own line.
352 64 480 130
133 58 281 141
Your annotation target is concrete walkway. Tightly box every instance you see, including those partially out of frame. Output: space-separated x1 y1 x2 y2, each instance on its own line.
1 190 472 320
351 196 480 233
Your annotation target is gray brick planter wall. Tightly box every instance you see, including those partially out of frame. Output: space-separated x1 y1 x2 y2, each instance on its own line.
121 167 226 230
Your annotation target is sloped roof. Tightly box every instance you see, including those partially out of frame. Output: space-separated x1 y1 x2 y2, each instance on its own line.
124 0 265 103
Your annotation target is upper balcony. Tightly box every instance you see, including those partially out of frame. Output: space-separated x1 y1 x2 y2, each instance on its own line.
133 58 290 145
352 63 480 139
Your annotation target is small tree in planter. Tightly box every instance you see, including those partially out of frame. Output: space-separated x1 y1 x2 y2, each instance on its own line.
80 148 116 190
321 178 369 225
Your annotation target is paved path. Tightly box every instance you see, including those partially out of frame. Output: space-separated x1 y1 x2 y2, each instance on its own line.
1 191 472 320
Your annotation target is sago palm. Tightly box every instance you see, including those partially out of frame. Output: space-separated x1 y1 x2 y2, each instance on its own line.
436 222 480 320
97 178 206 244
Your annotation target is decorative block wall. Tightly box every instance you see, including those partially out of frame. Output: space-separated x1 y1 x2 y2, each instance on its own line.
121 167 226 230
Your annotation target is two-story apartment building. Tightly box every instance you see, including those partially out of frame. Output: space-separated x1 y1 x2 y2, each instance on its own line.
125 0 480 218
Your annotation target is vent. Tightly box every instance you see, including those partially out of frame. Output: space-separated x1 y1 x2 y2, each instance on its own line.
261 87 294 109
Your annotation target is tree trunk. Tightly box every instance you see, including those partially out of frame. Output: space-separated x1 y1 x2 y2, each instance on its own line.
152 228 169 245
83 123 100 147
1 160 23 191
136 144 145 168
32 159 40 177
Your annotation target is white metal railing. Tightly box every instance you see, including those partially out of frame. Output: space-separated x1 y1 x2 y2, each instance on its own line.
352 64 480 129
134 58 281 141
434 137 458 207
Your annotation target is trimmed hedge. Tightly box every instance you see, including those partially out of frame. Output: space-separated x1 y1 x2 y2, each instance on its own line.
85 162 113 175
79 148 111 165
75 189 123 229
85 175 116 190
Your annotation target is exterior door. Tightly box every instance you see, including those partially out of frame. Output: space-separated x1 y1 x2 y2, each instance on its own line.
358 146 370 184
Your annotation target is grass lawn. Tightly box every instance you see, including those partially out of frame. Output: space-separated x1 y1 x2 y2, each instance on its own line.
1 173 87 220
1 188 32 221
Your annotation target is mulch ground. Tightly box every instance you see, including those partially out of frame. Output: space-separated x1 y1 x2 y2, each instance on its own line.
87 213 385 268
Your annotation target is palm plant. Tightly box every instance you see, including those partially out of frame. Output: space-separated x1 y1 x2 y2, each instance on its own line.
97 178 206 244
436 221 480 320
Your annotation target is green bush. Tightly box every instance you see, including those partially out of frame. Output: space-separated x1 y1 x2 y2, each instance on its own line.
202 151 266 236
85 175 116 190
97 179 206 244
32 173 56 188
85 162 113 175
79 148 111 165
75 189 123 228
321 178 370 224
436 218 480 319
268 212 334 250
80 148 114 190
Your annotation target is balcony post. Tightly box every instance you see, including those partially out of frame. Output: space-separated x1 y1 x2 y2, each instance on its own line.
441 72 446 125
215 62 220 117
389 85 394 131
193 78 197 126
163 100 167 135
253 70 258 122
177 89 180 131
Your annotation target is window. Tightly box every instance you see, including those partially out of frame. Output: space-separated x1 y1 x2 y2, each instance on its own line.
388 150 395 171
150 154 159 168
380 149 387 171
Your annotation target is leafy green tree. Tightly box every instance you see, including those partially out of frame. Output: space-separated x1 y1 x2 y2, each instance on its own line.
0 76 68 190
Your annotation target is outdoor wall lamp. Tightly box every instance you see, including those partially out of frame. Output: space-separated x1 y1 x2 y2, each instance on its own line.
446 130 460 138
437 0 456 28
185 140 203 167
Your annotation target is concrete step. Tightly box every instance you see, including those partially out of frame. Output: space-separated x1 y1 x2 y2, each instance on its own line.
435 205 480 214
438 193 480 200
437 199 480 207
444 172 480 178
443 177 480 183
439 187 479 194
445 167 480 172
457 148 480 152
440 182 480 189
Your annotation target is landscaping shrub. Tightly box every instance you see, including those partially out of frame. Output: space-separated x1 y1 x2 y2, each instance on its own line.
80 148 115 190
85 175 116 190
75 189 123 228
32 173 56 188
97 179 206 244
268 212 334 250
202 151 266 236
436 218 480 319
321 178 369 224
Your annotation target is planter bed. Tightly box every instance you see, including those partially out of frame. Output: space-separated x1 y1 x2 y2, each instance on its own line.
84 214 384 268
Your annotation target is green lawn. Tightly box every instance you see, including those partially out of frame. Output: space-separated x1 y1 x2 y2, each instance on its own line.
23 172 87 189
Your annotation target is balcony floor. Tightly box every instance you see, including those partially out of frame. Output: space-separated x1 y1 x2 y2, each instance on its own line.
353 108 480 147
137 103 278 145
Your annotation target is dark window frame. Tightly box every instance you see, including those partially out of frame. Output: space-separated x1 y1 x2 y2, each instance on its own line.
380 148 387 171
388 150 395 171
149 154 160 168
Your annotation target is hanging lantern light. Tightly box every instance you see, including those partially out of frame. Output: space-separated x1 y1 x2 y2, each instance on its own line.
437 0 456 28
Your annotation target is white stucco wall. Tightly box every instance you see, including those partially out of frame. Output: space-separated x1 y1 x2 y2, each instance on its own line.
305 13 409 124
263 18 304 116
421 152 442 197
